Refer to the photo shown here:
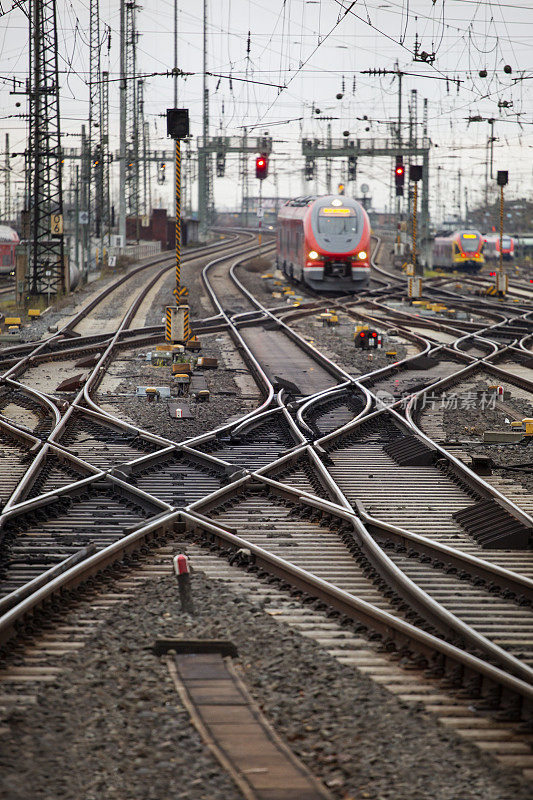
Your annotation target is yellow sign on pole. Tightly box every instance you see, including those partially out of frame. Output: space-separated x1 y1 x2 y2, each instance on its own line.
51 213 63 236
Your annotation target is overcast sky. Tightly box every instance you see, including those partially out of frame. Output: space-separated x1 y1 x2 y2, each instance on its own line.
1 0 532 222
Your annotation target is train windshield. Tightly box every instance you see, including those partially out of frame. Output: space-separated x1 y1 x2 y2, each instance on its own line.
460 232 481 251
502 236 512 248
317 209 358 235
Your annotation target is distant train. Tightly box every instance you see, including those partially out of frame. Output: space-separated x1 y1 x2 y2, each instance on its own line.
0 225 19 275
433 230 484 272
484 234 515 262
276 194 371 291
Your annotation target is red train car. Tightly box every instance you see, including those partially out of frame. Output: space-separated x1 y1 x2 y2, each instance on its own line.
484 234 515 262
276 195 371 291
0 225 20 275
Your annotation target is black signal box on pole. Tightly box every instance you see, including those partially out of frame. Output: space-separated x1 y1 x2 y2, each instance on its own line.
497 170 508 187
167 108 190 139
410 164 423 182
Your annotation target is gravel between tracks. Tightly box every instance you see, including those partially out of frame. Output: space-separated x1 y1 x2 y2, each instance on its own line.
11 259 168 344
5 239 222 347
235 258 408 375
97 331 261 441
2 569 531 800
438 384 533 495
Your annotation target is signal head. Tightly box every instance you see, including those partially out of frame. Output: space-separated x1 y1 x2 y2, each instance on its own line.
255 154 268 180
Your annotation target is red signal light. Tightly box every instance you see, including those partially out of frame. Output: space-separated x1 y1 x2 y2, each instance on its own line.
360 331 365 337
394 156 404 196
255 154 268 180
489 272 496 276
371 331 377 337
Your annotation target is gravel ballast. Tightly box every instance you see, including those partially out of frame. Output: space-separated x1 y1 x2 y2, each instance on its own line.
1 565 531 800
433 380 533 495
96 330 261 442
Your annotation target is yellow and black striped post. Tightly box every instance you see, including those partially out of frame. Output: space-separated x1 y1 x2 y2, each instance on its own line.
165 306 172 342
183 304 190 342
175 137 181 298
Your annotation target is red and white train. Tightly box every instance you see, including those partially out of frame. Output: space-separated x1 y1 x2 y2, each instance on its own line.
484 234 515 262
276 195 371 291
0 225 19 275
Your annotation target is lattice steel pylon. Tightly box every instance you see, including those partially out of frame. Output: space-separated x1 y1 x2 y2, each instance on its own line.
100 70 110 253
125 1 139 220
4 133 10 222
89 0 101 238
27 0 65 294
138 79 148 216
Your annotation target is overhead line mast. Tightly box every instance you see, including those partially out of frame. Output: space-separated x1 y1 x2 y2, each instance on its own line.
198 0 212 241
27 0 65 296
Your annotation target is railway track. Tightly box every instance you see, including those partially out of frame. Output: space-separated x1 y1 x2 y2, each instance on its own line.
1 230 533 789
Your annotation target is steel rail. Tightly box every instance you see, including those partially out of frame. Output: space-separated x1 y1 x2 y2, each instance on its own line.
186 463 533 686
2 227 528 712
0 509 181 646
182 508 533 718
0 233 243 382
0 236 256 515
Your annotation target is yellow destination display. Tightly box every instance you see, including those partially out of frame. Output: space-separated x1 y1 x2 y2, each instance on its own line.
320 207 352 215
462 234 477 239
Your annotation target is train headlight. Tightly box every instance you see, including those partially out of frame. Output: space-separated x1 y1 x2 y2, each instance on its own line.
308 250 319 260
357 251 367 260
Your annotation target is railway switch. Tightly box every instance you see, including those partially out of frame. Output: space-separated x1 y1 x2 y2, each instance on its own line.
165 304 190 343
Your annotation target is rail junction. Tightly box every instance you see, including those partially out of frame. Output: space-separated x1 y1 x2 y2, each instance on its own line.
1 232 533 798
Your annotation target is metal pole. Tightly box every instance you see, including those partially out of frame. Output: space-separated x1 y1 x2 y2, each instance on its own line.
174 0 178 108
175 138 181 295
198 0 208 241
81 125 88 281
75 165 80 278
485 138 489 207
490 119 495 179
397 68 403 146
258 178 262 250
499 184 504 276
421 150 430 266
174 0 179 223
31 0 40 294
4 133 10 222
119 0 126 245
412 182 417 272
326 123 332 194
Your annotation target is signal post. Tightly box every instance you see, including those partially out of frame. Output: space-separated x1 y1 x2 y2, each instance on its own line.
255 154 268 250
407 164 423 298
166 108 190 343
496 170 509 296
